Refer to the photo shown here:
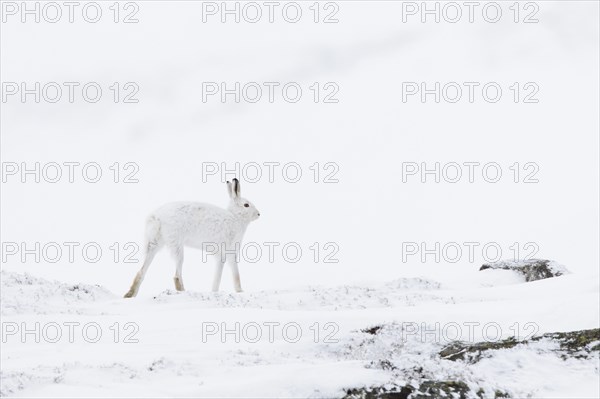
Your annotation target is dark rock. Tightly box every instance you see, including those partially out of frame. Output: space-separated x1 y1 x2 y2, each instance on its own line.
346 327 597 399
362 325 383 335
479 259 568 282
344 380 469 399
440 328 599 363
366 359 396 370
344 381 470 399
414 380 469 399
476 388 510 398
439 337 520 362
344 385 413 399
541 329 600 358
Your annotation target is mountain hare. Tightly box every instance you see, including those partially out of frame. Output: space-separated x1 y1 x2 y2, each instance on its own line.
124 178 260 297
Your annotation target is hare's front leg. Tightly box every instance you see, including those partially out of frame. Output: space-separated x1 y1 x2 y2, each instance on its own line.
171 245 185 291
212 258 225 292
228 258 243 293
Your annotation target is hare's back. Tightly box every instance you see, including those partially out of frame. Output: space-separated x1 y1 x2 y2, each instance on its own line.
152 202 227 228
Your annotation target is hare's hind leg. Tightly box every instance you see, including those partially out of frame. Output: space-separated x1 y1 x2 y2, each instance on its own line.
124 243 159 298
171 245 185 291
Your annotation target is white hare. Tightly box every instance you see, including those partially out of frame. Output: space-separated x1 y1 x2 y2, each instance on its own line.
124 178 260 298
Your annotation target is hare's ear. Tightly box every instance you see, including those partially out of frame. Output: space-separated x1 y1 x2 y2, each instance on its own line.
226 180 234 199
232 178 241 198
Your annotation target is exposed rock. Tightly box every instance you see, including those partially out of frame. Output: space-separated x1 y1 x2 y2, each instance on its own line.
362 325 383 335
476 388 510 398
344 385 413 399
344 380 469 399
439 337 520 362
346 328 598 399
542 329 600 358
479 259 569 282
414 380 469 398
344 381 514 399
440 328 599 363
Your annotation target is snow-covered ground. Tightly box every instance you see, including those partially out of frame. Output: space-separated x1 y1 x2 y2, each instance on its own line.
1 0 599 397
1 266 599 397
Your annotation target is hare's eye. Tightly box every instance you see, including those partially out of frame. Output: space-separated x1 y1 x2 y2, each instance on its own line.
244 203 249 208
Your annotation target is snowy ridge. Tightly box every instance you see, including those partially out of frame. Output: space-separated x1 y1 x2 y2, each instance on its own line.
0 271 115 316
152 277 444 310
1 269 598 398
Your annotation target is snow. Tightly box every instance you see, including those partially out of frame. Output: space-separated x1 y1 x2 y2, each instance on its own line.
1 268 598 398
0 271 115 316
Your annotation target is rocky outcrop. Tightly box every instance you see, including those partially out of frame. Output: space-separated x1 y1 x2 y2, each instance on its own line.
439 328 600 363
344 381 469 399
479 259 569 282
344 328 599 399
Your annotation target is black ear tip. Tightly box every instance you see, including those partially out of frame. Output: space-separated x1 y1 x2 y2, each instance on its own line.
226 181 230 184
233 178 239 183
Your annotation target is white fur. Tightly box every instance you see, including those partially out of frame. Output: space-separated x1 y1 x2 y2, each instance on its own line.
124 179 259 298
